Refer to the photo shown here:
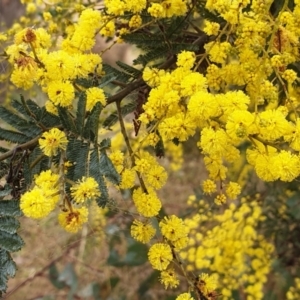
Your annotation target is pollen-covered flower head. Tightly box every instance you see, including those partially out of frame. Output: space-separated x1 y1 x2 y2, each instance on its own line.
130 219 156 243
47 80 75 107
160 267 179 289
71 176 100 203
58 207 88 233
39 128 68 156
175 293 194 300
159 215 189 249
20 187 57 219
148 243 173 271
86 87 106 111
177 51 196 69
195 273 218 298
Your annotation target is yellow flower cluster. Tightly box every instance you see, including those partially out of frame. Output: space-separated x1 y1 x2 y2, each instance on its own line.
181 196 274 300
7 8 105 112
20 170 59 219
287 278 300 300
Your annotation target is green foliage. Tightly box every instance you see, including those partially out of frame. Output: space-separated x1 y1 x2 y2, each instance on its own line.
116 61 142 79
57 106 78 134
0 197 24 296
83 102 102 142
103 64 132 83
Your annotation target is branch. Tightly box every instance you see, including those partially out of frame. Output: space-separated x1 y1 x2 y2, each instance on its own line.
106 55 177 105
0 135 40 162
5 231 95 299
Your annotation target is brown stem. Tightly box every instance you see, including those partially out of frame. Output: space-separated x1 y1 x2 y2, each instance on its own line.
0 136 40 162
116 100 148 193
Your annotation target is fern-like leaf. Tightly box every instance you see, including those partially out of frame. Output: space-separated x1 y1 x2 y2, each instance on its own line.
0 248 17 296
89 148 109 207
57 107 78 134
116 61 142 79
83 103 102 142
0 200 21 217
76 93 87 136
0 106 41 138
0 217 20 234
72 143 90 181
99 151 121 185
103 64 132 83
0 128 29 144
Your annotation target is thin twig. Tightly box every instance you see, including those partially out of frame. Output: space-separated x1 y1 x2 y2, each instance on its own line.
0 136 40 162
5 233 94 299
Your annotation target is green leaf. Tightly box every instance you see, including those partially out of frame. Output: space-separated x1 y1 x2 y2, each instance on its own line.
99 138 111 150
116 61 142 79
89 148 109 208
12 98 53 126
24 147 48 187
75 93 87 136
0 217 20 234
0 186 12 198
134 47 169 66
0 106 41 137
0 200 22 217
20 97 42 118
65 137 80 181
123 32 165 49
73 142 90 181
103 101 137 130
0 248 17 294
0 128 29 144
99 152 121 185
0 231 24 252
39 107 61 128
98 72 117 88
57 107 78 134
83 102 102 142
102 64 132 83
49 263 67 289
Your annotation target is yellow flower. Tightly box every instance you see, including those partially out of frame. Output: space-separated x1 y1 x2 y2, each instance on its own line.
225 182 241 199
58 207 88 233
130 220 156 243
176 293 194 300
177 51 196 69
129 15 142 28
132 187 162 217
195 273 217 298
20 187 57 219
160 268 179 289
71 176 100 203
159 215 188 246
86 87 106 111
47 80 75 107
214 193 227 205
148 243 173 271
120 168 136 189
39 128 68 157
35 170 59 190
202 179 217 195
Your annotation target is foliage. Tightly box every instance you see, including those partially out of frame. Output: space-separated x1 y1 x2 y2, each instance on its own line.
0 0 300 299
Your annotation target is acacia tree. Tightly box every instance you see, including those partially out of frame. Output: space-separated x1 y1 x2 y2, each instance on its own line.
1 0 300 299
